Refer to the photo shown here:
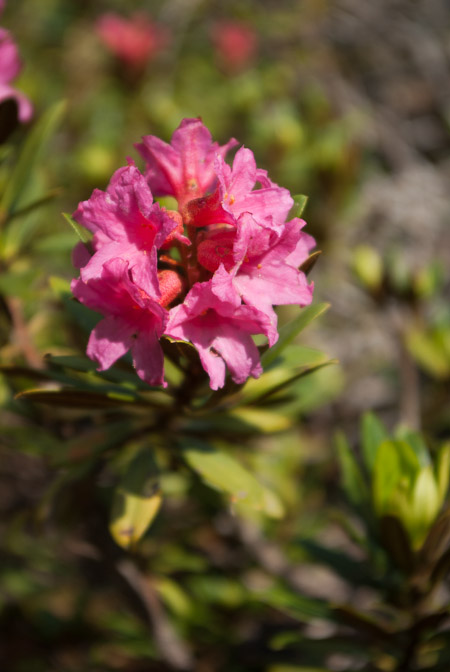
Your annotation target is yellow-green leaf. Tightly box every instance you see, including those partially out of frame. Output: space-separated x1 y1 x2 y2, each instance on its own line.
110 450 162 550
181 439 284 518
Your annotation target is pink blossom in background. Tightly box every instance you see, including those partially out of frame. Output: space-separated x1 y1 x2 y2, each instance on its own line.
96 12 169 70
211 20 258 73
72 118 315 390
0 25 32 122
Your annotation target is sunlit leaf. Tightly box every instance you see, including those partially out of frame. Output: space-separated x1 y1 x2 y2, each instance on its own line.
62 212 91 243
288 194 308 219
261 303 329 369
16 387 147 408
436 442 450 504
181 439 284 518
110 450 162 550
409 467 441 547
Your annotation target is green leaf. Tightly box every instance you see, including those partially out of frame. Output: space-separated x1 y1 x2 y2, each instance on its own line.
436 442 450 504
372 440 401 516
299 250 321 276
252 583 331 622
406 328 450 379
261 303 329 369
409 466 441 547
333 605 392 641
16 387 149 409
379 515 415 574
336 431 369 510
241 358 336 405
181 439 284 518
361 412 387 472
110 450 162 550
1 101 66 216
62 212 91 244
289 194 308 219
395 427 430 467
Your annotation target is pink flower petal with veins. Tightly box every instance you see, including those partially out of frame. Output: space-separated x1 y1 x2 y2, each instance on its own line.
136 118 237 206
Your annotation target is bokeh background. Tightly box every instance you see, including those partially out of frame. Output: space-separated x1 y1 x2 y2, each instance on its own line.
1 1 450 670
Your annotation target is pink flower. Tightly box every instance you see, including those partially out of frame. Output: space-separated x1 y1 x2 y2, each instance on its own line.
73 163 187 298
71 119 316 390
211 20 258 73
209 214 314 330
136 118 238 207
166 277 272 390
96 12 168 70
0 27 32 123
71 258 167 387
185 147 293 230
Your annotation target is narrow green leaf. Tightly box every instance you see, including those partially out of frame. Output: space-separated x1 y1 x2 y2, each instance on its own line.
261 303 329 369
110 450 162 550
181 439 284 518
253 583 332 622
333 605 392 641
409 467 441 547
372 440 401 516
436 442 450 504
379 515 415 574
361 412 387 472
62 212 91 244
336 431 369 509
16 387 148 408
251 360 337 404
289 194 308 219
1 101 66 216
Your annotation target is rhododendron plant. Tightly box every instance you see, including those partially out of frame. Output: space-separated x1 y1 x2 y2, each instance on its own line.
0 3 33 123
71 118 314 390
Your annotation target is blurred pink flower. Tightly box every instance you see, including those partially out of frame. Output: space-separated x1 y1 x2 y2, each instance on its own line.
211 20 258 73
96 12 168 69
0 26 32 122
72 118 315 390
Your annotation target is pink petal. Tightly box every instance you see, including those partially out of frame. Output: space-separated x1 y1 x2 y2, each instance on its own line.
87 316 132 370
131 330 166 387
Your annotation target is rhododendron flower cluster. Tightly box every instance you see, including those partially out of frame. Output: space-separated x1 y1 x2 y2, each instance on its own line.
71 119 314 390
0 1 32 123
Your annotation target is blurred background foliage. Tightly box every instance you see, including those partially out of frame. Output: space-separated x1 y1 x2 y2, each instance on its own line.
1 0 450 670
